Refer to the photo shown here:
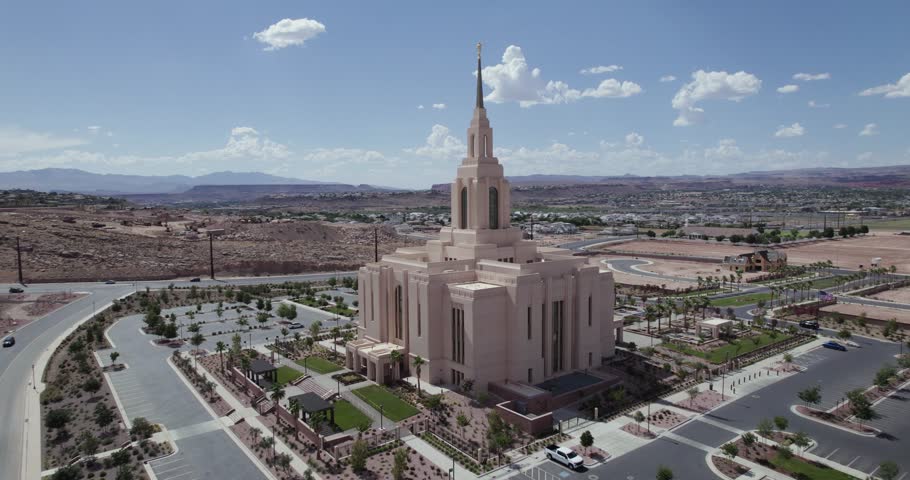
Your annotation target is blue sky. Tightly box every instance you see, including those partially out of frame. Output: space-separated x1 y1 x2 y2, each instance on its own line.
1 1 908 188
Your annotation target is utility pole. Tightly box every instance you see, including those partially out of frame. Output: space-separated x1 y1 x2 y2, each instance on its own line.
16 236 24 285
374 227 378 262
209 233 215 280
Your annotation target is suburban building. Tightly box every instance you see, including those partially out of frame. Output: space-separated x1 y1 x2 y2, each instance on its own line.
346 45 617 392
722 249 787 272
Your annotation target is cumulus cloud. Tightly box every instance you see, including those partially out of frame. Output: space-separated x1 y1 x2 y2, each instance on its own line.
417 105 424 110
833 123 847 129
253 18 326 51
859 123 879 136
793 72 830 81
859 73 910 98
87 126 102 134
404 124 464 160
671 70 761 126
432 103 446 110
625 132 644 146
659 75 676 83
481 45 641 107
808 100 829 108
580 65 622 75
774 123 805 138
777 85 799 94
0 126 88 156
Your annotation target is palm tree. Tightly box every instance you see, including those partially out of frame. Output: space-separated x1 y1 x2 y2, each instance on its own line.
215 341 227 371
389 350 403 382
331 326 342 356
190 333 205 369
269 383 286 424
412 355 426 396
289 399 301 439
309 320 322 346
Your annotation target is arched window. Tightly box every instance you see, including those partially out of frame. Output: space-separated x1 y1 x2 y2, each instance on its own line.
459 187 468 229
489 186 499 229
483 135 488 157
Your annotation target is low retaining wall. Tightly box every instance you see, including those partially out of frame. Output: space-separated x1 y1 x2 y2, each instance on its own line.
494 401 554 436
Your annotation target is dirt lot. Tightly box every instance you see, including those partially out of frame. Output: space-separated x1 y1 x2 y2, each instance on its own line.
869 286 910 304
636 259 764 281
820 303 910 325
0 292 83 333
601 235 910 273
598 258 696 291
0 208 419 282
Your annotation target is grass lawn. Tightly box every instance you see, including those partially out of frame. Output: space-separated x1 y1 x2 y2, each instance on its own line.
809 276 843 290
332 399 372 431
352 385 419 421
711 292 773 307
663 330 792 363
276 365 304 386
771 453 857 479
295 356 342 374
867 218 910 231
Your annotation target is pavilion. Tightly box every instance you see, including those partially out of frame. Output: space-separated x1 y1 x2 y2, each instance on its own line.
245 358 278 388
288 392 335 424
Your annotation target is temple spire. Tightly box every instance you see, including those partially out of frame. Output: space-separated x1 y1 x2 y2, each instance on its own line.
475 42 484 109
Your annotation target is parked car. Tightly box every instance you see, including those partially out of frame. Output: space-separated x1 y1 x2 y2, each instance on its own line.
8 287 23 293
822 341 847 351
799 320 819 330
2 336 14 348
545 445 583 470
104 280 116 285
190 277 201 282
288 322 304 329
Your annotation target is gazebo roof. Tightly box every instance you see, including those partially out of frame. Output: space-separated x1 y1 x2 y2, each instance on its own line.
288 392 333 414
248 358 276 374
699 318 733 327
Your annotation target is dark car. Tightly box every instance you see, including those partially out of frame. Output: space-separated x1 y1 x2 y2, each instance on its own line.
8 287 24 293
2 336 14 348
190 278 201 282
288 322 304 329
104 280 116 285
799 320 819 330
822 341 847 351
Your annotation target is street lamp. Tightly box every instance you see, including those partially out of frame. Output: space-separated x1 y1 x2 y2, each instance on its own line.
380 404 384 429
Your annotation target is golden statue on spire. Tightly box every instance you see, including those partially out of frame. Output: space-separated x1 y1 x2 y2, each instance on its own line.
476 42 482 59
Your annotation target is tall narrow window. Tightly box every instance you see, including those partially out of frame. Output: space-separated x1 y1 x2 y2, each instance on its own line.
488 187 499 229
417 302 422 337
527 306 532 340
451 306 465 364
588 295 592 327
394 286 403 339
459 187 468 229
551 300 564 373
483 134 488 156
469 134 475 157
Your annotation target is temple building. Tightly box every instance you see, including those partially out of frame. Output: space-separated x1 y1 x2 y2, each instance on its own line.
346 44 617 392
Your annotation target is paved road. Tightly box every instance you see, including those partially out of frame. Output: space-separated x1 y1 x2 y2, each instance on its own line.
516 334 909 480
604 257 700 283
0 271 355 480
559 235 636 251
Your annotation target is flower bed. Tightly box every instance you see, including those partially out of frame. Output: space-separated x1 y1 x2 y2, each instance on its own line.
647 408 688 429
332 371 366 386
676 390 727 413
712 455 749 479
621 422 656 439
172 352 233 416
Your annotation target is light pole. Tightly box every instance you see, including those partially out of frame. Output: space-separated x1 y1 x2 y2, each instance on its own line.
16 236 24 285
208 232 215 280
380 404 384 429
32 364 36 390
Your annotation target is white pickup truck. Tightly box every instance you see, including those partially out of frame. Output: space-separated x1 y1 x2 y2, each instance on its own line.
544 445 584 470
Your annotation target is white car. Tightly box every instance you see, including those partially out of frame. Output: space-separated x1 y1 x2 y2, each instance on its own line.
545 445 584 470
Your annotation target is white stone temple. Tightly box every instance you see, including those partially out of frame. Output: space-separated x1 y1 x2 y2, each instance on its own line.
346 44 618 392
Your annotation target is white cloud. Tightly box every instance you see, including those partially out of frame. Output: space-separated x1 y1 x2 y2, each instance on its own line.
659 75 676 83
580 65 622 75
808 100 829 108
404 124 464 160
0 127 88 156
481 45 641 107
857 152 873 162
417 105 424 110
495 143 602 175
833 123 847 129
106 131 114 137
859 123 879 136
774 123 805 138
777 84 799 94
625 132 644 146
859 73 910 98
793 72 831 81
671 70 762 126
253 18 326 51
431 103 446 110
87 126 102 134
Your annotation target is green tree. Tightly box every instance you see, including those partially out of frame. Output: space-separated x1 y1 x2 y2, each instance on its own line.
757 418 774 442
773 416 788 433
721 442 738 460
269 383 286 425
846 388 875 426
874 364 897 390
392 448 409 480
741 432 756 448
94 403 115 431
791 431 810 455
350 439 369 472
50 465 81 480
411 355 426 396
656 466 674 480
797 386 821 407
456 413 470 438
109 351 120 367
82 377 102 398
633 410 646 431
215 341 227 371
130 417 156 439
878 461 900 480
80 431 100 456
580 430 594 455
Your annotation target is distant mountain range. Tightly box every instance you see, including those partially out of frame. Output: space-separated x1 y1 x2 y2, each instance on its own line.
0 168 324 194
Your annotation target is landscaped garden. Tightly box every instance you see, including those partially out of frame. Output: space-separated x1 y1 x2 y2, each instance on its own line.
332 399 372 431
275 365 304 386
296 356 342 374
662 330 792 363
352 385 420 421
711 292 772 308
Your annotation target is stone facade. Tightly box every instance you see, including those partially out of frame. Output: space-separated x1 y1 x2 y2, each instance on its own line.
346 46 617 392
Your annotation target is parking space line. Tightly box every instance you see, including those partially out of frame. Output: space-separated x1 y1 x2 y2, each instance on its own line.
159 471 195 480
846 456 861 467
151 457 184 467
155 463 192 475
825 448 839 459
